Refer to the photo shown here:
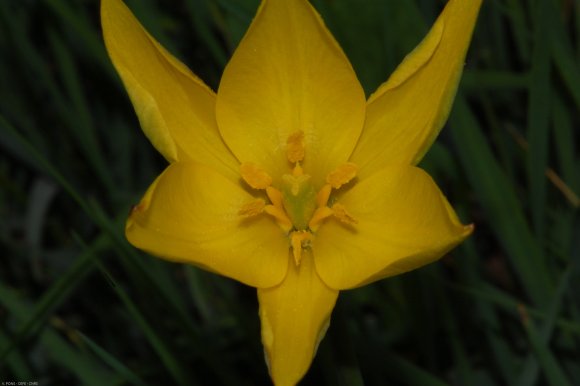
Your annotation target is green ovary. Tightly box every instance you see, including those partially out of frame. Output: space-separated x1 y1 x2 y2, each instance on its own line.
281 173 317 231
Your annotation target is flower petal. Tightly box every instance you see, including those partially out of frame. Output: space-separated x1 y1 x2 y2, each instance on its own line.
216 0 365 185
350 0 483 179
258 252 338 386
101 0 238 180
126 162 288 288
314 165 473 289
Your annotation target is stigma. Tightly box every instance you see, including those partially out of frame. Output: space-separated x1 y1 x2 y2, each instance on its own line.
238 130 358 266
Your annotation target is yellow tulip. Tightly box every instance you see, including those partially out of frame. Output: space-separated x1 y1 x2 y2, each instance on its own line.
102 0 481 384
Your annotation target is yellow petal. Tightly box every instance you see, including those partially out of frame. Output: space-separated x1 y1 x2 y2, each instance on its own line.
101 0 238 180
126 162 288 288
350 0 483 179
314 165 473 289
216 0 365 185
258 252 338 386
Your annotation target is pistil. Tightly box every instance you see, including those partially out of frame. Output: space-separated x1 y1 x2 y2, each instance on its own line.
237 131 360 266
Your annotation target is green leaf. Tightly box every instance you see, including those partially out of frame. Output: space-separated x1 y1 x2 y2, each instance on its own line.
449 97 553 308
0 284 114 385
78 332 149 386
0 234 107 363
516 266 575 386
96 264 193 386
527 0 552 237
518 304 573 386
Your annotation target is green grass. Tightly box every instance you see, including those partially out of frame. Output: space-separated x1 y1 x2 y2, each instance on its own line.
1 0 579 385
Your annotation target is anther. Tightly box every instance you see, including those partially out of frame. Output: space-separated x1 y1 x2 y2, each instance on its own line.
331 203 358 225
238 199 266 218
286 130 305 164
240 162 272 189
326 163 358 189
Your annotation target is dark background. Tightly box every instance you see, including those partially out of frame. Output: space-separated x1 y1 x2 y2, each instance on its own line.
0 0 579 385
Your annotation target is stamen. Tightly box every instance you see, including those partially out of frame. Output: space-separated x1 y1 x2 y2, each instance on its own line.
286 130 305 163
238 199 266 218
238 149 359 259
292 163 304 177
316 184 332 208
326 162 358 189
308 206 334 232
240 162 272 189
266 186 284 209
290 231 313 266
332 203 358 225
264 205 293 232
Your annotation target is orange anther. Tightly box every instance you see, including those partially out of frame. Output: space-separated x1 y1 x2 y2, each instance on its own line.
238 199 266 218
240 162 272 189
326 162 358 189
332 203 357 225
286 130 305 163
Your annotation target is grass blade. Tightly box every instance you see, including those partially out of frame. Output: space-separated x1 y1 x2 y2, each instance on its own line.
527 0 552 237
449 97 552 308
518 304 573 386
0 284 114 385
96 263 193 386
78 332 150 386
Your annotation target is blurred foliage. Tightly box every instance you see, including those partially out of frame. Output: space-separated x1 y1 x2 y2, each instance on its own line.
0 0 579 385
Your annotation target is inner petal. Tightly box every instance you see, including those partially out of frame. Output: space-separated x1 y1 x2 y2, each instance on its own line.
215 0 366 186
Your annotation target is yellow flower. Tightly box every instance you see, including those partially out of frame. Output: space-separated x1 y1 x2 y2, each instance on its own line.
102 0 481 384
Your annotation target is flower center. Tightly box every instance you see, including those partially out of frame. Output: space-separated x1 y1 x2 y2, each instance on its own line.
238 130 357 266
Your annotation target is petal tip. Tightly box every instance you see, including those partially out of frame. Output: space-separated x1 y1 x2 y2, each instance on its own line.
462 222 475 237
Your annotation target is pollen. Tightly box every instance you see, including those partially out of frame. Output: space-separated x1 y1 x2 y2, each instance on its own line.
331 203 358 225
326 162 358 189
286 130 305 163
240 162 272 189
238 199 266 218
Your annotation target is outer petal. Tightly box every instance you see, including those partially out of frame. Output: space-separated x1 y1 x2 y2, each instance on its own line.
350 0 483 179
258 252 338 386
216 0 366 185
314 165 473 289
101 0 238 180
126 162 288 288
